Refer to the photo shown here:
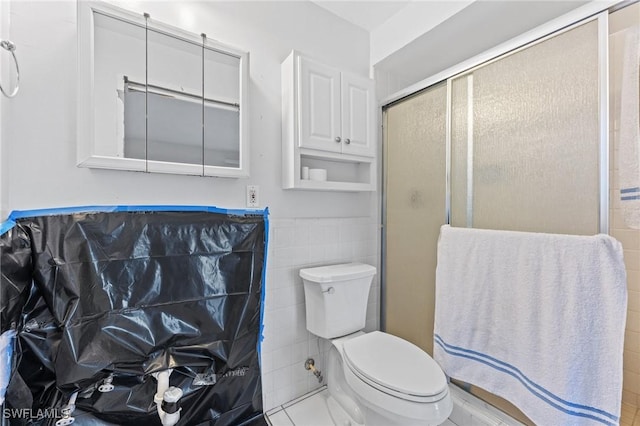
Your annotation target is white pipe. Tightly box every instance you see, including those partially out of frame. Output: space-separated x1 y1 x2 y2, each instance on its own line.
152 369 183 426
161 387 184 426
152 369 172 405
55 391 79 426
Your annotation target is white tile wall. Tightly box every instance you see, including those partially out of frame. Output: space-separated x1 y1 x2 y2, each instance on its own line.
611 22 640 409
261 217 379 410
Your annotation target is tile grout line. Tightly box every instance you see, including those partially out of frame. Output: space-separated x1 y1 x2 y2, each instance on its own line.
282 408 296 425
282 386 327 409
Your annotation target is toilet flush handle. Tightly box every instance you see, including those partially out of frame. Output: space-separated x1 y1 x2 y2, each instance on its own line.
322 287 335 295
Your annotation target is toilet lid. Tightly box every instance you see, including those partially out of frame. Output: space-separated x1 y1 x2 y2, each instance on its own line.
343 331 447 398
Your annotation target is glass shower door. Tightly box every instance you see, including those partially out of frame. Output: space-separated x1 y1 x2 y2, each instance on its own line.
383 15 603 424
383 83 447 355
450 19 601 234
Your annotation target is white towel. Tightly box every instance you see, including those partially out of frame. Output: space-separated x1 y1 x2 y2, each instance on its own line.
618 26 640 228
433 225 627 426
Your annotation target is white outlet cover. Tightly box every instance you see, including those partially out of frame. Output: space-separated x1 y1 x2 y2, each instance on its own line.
246 185 259 207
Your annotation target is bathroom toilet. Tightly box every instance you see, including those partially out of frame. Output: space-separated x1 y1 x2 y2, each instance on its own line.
300 263 452 426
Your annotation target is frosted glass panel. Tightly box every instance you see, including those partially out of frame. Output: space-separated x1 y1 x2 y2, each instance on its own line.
450 20 600 234
384 83 447 355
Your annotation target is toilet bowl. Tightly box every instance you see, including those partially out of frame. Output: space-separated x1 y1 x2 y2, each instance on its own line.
300 263 452 425
345 331 452 424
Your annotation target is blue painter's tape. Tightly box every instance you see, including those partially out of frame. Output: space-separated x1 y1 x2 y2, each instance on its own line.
621 187 640 194
2 205 269 236
8 205 119 220
257 207 270 364
7 205 267 221
0 219 16 236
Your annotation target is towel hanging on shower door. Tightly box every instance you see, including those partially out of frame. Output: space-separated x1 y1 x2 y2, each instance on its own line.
433 225 627 426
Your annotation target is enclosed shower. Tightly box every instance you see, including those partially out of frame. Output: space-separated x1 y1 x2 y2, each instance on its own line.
382 2 639 423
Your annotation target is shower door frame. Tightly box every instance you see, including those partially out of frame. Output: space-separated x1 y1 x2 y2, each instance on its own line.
380 0 617 332
380 4 619 421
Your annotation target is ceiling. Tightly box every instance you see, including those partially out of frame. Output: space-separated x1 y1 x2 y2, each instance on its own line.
376 0 591 96
310 1 411 31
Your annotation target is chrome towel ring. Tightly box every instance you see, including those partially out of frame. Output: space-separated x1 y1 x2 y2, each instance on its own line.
0 39 19 98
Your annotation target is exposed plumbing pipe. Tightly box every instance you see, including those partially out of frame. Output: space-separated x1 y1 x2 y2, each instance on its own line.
98 373 114 392
152 369 183 426
305 358 323 383
160 386 183 426
55 391 78 426
153 369 172 402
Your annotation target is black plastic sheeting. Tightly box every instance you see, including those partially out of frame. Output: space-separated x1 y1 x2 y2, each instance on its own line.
0 209 268 425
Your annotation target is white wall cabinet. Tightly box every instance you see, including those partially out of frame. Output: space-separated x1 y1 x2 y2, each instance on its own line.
282 51 376 191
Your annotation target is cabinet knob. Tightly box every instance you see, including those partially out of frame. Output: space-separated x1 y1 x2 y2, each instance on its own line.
335 137 341 143
345 138 351 144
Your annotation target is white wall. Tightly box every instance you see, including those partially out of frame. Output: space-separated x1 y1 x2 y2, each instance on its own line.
370 0 474 67
2 0 381 414
0 6 3 219
2 0 375 219
0 1 9 218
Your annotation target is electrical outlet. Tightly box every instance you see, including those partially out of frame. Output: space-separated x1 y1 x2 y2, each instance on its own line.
246 185 259 208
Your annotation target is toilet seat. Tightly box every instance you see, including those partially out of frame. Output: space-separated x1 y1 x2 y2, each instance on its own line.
342 331 448 403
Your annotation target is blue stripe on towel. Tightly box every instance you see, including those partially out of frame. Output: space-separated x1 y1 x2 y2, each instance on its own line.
434 334 617 425
621 187 640 194
620 188 640 200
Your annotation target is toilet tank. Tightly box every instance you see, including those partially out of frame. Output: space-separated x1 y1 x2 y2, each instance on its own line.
300 263 376 339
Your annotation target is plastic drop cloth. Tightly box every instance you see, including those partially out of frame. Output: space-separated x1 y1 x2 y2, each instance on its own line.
0 329 15 405
0 208 267 425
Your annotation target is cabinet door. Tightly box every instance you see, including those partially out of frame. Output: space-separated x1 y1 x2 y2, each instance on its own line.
341 72 375 157
298 56 342 153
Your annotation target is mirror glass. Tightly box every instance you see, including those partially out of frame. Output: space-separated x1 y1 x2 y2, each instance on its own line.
84 4 247 176
93 12 145 160
204 48 241 168
145 29 202 166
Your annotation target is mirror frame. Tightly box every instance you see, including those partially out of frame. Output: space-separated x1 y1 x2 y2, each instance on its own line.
77 1 250 178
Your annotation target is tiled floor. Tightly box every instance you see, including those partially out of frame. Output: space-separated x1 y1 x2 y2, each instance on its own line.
267 389 337 426
621 403 640 426
269 393 637 426
266 387 459 426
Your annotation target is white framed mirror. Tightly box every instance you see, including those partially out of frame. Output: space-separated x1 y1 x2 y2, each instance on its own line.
77 1 249 178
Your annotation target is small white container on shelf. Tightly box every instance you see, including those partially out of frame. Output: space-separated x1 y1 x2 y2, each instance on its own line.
309 168 327 181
